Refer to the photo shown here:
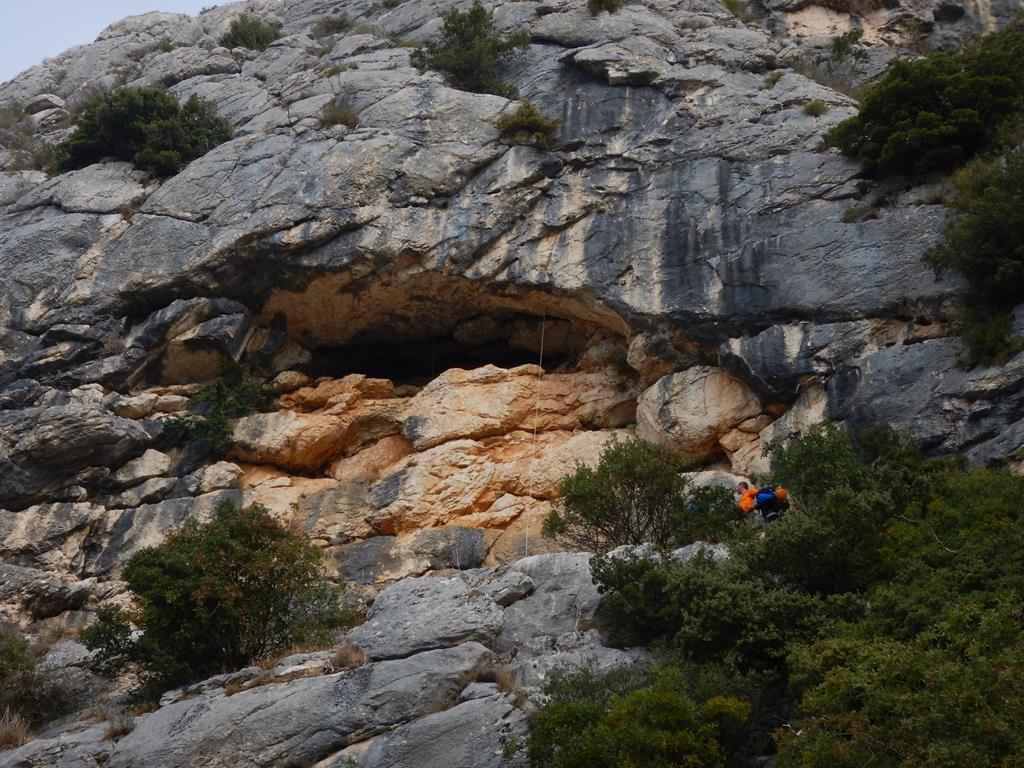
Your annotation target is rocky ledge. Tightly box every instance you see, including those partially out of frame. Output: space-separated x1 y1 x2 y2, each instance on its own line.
0 550 656 768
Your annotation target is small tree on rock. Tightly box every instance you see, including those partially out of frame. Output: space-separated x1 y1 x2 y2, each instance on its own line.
410 1 530 98
81 501 353 699
542 438 737 553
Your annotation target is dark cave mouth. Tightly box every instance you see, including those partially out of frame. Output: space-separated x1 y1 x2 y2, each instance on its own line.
301 312 580 386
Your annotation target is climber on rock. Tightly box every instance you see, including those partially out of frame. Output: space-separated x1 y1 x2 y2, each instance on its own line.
737 482 759 514
737 481 790 523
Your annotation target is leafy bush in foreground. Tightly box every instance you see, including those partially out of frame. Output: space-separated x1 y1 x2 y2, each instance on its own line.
57 87 232 177
829 22 1024 176
569 423 1024 767
528 666 749 768
542 438 738 553
410 1 530 97
0 630 78 732
81 501 353 699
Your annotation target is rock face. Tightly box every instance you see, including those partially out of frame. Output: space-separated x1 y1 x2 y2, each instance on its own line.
0 553 640 768
1 0 1024 762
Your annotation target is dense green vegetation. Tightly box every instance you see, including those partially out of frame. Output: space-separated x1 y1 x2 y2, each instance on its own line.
829 22 1024 177
541 438 737 552
529 423 1024 767
830 23 1024 366
57 86 232 177
529 666 750 768
81 501 353 700
168 363 272 452
924 144 1024 365
496 101 560 149
410 1 530 98
219 14 281 51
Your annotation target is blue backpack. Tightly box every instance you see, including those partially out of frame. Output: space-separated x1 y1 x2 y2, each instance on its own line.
755 487 777 508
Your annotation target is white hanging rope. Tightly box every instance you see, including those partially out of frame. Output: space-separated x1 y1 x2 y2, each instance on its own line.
525 313 546 559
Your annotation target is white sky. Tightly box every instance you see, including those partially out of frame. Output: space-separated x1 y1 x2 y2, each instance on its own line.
0 1 213 84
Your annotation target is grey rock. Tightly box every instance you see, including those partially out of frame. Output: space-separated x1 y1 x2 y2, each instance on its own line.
496 553 604 654
0 724 109 768
0 564 90 619
671 541 731 563
11 163 154 215
112 448 173 487
359 694 529 768
105 643 493 768
465 566 535 607
347 576 505 660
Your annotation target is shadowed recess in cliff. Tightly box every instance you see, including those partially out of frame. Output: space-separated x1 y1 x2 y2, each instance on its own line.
257 270 637 383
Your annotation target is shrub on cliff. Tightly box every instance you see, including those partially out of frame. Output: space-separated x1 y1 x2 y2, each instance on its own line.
410 1 530 98
0 629 78 731
57 86 232 177
219 14 281 51
923 145 1024 366
81 501 354 698
828 22 1024 176
541 438 738 553
496 101 560 149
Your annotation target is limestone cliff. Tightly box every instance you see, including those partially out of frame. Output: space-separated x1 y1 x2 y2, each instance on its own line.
1 0 1023 762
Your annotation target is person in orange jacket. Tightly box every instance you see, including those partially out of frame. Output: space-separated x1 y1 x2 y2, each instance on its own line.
737 482 758 514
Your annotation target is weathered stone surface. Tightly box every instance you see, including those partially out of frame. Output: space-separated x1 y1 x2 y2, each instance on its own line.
637 367 763 458
112 448 172 487
496 553 605 654
0 724 109 768
365 429 628 534
347 576 505 660
356 694 528 768
400 365 636 450
105 643 493 768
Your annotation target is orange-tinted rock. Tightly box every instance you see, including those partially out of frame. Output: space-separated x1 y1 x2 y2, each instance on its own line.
400 364 636 450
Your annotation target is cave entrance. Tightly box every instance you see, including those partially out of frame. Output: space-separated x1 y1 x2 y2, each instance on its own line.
260 272 635 387
303 325 577 385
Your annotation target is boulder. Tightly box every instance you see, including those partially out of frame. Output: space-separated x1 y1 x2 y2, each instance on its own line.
347 576 505 660
357 694 528 768
637 367 763 459
105 643 493 768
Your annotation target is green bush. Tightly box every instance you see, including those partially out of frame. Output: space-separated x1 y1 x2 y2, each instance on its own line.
592 554 847 673
544 424 1024 767
587 0 623 14
496 101 560 149
168 363 272 451
0 630 78 729
312 14 351 37
542 438 738 553
409 1 530 98
528 666 749 768
722 0 754 22
829 23 1024 176
923 146 1024 365
219 14 281 51
81 500 353 699
0 104 59 173
56 87 231 177
803 99 829 117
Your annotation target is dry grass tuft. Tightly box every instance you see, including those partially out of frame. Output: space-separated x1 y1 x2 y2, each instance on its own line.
0 707 29 750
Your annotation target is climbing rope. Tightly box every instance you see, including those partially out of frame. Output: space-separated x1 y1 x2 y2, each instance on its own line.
525 313 547 559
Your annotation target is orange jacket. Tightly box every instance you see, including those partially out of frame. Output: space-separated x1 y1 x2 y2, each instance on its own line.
738 486 758 514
